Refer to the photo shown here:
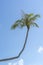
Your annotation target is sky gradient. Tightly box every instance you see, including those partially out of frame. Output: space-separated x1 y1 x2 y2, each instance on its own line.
0 0 43 65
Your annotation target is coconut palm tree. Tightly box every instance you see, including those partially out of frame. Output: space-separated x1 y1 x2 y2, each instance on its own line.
0 12 40 62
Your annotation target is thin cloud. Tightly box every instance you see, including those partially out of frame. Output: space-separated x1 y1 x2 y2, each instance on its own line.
38 46 43 53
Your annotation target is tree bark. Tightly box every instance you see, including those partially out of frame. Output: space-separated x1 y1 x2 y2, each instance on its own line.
0 28 29 62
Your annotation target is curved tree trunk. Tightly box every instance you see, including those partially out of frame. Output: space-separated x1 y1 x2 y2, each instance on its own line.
0 28 29 62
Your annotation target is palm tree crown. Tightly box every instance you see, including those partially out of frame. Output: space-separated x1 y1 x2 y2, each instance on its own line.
11 12 40 29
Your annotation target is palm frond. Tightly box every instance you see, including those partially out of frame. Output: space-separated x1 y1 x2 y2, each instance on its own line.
11 19 23 29
32 22 39 28
20 23 25 28
11 23 18 29
29 14 40 22
27 13 34 17
23 13 34 19
21 10 34 19
14 20 22 24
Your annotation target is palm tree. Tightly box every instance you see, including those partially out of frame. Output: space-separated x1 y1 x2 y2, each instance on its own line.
0 12 40 62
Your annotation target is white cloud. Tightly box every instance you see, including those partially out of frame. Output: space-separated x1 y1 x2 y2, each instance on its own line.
18 59 24 65
13 63 17 65
38 46 43 53
8 59 24 65
8 63 12 65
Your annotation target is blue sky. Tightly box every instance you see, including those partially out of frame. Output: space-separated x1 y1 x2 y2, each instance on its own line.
0 0 43 65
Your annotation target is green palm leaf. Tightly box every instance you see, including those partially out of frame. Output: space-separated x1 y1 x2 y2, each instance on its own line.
11 20 22 29
29 14 40 22
32 22 39 28
11 23 18 29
